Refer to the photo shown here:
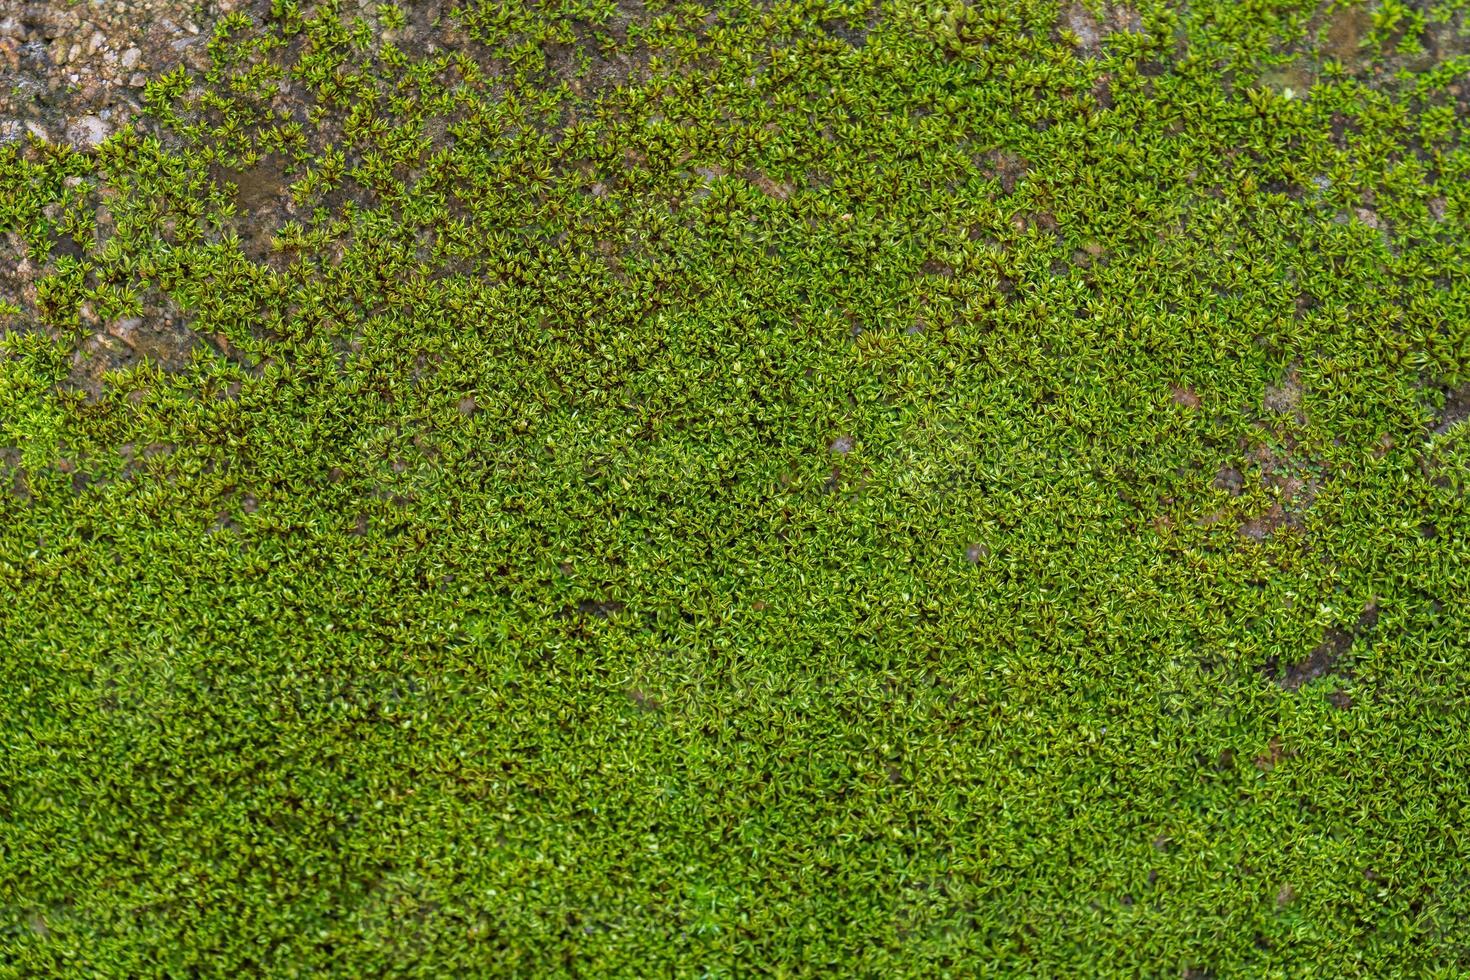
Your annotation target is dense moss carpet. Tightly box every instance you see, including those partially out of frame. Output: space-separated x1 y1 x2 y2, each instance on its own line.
3 0 1469 973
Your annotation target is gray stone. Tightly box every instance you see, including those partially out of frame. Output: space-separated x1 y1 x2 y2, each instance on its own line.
66 114 110 148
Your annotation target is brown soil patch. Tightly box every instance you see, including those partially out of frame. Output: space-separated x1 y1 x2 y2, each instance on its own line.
1171 385 1202 408
1270 601 1378 692
1431 383 1470 435
1063 3 1142 57
1324 5 1369 64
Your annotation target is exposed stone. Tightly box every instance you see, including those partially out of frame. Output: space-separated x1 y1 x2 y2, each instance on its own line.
66 114 111 149
0 0 242 149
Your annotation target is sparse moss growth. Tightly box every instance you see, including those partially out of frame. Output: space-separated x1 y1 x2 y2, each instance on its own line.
2 0 1469 974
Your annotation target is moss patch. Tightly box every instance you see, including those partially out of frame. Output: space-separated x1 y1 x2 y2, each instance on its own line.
3 0 1470 973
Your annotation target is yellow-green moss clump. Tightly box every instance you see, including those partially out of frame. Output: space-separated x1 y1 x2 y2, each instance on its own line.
2 0 1469 973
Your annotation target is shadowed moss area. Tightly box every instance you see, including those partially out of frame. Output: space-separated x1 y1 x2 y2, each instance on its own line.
2 0 1469 973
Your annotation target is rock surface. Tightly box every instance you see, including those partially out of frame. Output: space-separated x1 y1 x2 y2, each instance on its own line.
0 0 256 150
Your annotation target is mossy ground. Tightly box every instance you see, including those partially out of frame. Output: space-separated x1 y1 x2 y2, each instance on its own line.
2 0 1469 974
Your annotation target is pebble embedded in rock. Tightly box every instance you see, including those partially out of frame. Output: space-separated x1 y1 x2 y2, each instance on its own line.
66 114 110 148
108 317 142 344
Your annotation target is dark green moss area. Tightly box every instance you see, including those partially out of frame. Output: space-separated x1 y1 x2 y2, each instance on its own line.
2 0 1469 973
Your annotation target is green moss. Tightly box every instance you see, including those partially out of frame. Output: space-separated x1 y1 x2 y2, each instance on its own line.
2 0 1469 974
